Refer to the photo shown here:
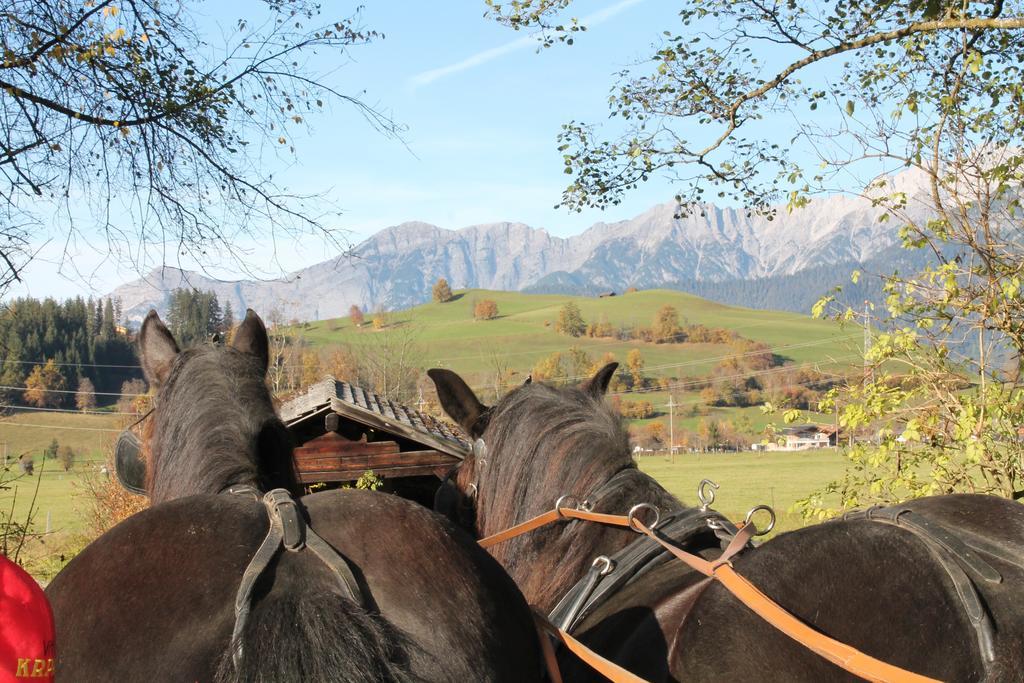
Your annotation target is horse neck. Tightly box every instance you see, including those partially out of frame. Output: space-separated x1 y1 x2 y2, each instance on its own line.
477 444 683 613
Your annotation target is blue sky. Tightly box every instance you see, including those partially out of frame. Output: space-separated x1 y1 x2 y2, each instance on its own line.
11 1 697 300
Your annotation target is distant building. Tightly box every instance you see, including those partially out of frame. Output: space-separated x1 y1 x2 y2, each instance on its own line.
767 424 838 451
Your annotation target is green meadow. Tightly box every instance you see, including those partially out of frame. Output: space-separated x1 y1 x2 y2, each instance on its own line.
299 289 857 378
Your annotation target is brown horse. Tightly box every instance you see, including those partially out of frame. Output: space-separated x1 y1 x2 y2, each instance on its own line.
46 310 543 682
431 363 1024 682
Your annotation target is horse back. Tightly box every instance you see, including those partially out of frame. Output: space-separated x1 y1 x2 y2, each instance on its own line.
48 489 541 681
677 493 1024 682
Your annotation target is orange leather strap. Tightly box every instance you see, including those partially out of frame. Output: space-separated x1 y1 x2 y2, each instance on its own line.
634 520 941 683
533 610 648 683
477 507 630 548
480 505 944 683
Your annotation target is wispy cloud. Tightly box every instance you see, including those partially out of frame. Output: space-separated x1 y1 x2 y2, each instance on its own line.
410 0 645 88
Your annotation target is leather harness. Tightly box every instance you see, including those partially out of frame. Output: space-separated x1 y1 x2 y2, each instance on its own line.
839 505 1011 668
549 505 741 633
224 485 365 670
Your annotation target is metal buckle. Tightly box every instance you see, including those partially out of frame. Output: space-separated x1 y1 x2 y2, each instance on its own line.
627 503 661 532
744 504 776 536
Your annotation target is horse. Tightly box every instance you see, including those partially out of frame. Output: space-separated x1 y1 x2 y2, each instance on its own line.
46 310 543 682
430 363 1024 682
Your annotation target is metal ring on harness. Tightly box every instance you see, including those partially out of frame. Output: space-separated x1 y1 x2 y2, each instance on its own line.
697 479 719 511
744 504 776 536
627 503 661 533
555 495 581 517
591 555 615 576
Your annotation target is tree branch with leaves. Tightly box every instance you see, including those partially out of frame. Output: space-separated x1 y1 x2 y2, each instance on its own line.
0 0 402 293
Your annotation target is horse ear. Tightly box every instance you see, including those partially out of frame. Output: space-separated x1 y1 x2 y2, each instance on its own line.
582 362 618 397
231 309 269 374
428 368 489 437
139 310 180 388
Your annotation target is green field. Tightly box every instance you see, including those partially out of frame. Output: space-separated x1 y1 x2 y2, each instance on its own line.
300 289 857 378
295 288 854 439
638 450 845 535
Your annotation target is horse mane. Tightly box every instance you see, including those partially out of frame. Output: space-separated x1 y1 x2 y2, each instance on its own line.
474 380 680 608
147 345 298 504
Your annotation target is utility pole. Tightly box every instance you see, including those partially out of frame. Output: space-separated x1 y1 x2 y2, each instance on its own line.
666 395 676 464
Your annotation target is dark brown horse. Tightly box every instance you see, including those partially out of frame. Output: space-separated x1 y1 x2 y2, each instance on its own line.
431 363 1024 682
46 310 542 682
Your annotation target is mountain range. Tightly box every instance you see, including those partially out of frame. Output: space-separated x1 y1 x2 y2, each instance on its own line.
108 172 934 323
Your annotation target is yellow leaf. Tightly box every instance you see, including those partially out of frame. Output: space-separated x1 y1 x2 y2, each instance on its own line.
105 45 116 56
140 33 149 43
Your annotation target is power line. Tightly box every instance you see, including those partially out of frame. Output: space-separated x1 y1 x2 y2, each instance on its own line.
1 405 140 416
0 421 121 433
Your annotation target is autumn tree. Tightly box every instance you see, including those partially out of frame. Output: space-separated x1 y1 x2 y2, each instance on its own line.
474 299 499 320
23 360 66 408
0 2 398 296
626 349 645 388
75 376 97 412
372 312 388 331
644 422 667 448
652 306 681 343
432 278 454 303
349 305 365 327
533 351 567 384
567 346 592 380
555 302 586 337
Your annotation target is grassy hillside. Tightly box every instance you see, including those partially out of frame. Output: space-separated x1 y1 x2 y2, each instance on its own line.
301 288 855 376
295 288 855 437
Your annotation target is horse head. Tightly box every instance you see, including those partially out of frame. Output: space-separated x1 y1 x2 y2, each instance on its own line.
118 308 297 504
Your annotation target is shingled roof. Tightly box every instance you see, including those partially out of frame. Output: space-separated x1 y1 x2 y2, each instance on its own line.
280 376 469 459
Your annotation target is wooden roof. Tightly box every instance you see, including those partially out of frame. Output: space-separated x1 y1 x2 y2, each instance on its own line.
280 376 469 459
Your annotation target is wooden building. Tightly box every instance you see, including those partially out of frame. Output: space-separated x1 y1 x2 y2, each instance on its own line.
280 377 468 505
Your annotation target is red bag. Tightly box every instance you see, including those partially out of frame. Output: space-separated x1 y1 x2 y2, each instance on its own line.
0 555 54 681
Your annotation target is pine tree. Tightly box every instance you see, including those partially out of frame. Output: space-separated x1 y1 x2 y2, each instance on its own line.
222 301 235 333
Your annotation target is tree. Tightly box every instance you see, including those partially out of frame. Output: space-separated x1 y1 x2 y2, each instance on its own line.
474 299 499 320
58 445 75 472
555 302 586 337
372 312 388 331
349 305 365 327
626 349 645 388
492 0 1024 509
75 376 97 412
564 345 591 381
23 359 66 408
0 2 399 296
432 278 454 303
222 301 235 336
698 419 721 451
532 351 567 384
652 306 680 344
45 438 59 460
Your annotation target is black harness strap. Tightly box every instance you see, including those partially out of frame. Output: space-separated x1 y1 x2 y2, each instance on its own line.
842 506 999 666
229 487 364 670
